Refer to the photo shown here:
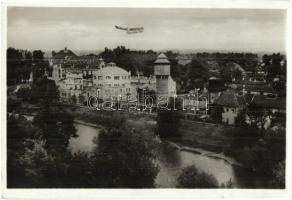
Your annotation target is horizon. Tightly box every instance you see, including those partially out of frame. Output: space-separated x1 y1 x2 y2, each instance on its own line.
7 7 286 53
7 46 286 56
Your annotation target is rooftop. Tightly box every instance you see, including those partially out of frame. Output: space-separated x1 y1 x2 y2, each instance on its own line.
95 65 129 75
215 90 248 107
154 53 170 64
53 47 76 59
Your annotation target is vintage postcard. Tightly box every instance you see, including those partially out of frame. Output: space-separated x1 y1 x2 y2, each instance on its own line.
1 0 291 199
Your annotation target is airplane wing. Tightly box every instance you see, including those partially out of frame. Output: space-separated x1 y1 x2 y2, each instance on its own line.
115 25 128 31
129 27 144 32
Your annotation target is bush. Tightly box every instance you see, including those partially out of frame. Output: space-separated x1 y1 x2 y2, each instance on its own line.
177 165 218 188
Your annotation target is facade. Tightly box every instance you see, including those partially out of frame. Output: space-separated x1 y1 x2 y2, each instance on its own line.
154 53 176 100
215 90 247 125
59 70 83 103
91 62 134 100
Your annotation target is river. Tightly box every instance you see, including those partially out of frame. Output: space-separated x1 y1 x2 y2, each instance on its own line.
69 123 266 188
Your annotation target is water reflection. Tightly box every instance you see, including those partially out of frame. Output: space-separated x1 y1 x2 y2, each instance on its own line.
70 123 264 188
68 123 99 154
155 142 238 187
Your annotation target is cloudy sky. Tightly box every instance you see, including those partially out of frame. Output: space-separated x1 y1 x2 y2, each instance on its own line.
7 7 286 53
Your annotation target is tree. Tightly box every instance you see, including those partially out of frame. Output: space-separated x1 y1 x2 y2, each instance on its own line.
33 106 77 153
7 97 21 112
7 115 39 187
157 97 182 138
177 165 218 188
7 48 32 85
16 87 31 102
18 139 54 187
186 59 209 90
32 50 49 83
91 114 159 188
262 53 286 81
30 77 59 104
270 160 285 188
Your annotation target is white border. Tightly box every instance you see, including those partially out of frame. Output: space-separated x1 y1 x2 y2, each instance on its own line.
1 0 291 199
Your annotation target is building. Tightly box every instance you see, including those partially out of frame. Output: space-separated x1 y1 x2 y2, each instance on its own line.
59 70 84 103
232 80 276 96
154 53 176 100
130 75 156 91
91 62 135 100
50 47 77 82
215 90 248 125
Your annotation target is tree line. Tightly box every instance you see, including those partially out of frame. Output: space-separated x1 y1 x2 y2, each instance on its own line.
7 48 50 85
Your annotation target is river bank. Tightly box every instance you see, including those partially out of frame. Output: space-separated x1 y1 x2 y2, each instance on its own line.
165 140 242 167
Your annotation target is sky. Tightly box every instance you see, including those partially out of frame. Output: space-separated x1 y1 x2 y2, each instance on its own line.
7 7 286 53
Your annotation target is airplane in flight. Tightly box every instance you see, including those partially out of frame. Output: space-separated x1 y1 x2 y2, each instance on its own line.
115 25 144 34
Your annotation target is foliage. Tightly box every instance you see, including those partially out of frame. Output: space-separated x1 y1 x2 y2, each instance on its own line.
7 115 39 187
7 48 49 85
30 77 59 104
269 160 285 188
7 97 21 112
185 59 209 91
7 48 32 85
99 46 157 76
18 139 54 187
224 125 285 180
91 114 159 188
16 87 31 102
157 98 182 138
220 179 233 188
177 165 218 188
33 106 77 153
197 52 259 72
262 53 286 81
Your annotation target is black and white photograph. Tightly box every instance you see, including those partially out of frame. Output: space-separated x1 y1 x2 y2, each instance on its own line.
1 0 291 198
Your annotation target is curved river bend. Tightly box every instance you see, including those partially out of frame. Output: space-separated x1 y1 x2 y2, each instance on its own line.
69 123 266 188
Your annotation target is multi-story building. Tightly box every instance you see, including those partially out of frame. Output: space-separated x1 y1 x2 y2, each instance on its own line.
91 62 134 100
154 53 176 100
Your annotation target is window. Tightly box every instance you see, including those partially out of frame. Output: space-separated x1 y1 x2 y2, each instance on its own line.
226 108 229 112
98 76 103 80
114 84 119 86
106 76 111 79
94 76 96 79
114 76 120 80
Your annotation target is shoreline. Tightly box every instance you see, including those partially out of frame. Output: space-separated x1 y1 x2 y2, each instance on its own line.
164 140 243 167
73 119 104 129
